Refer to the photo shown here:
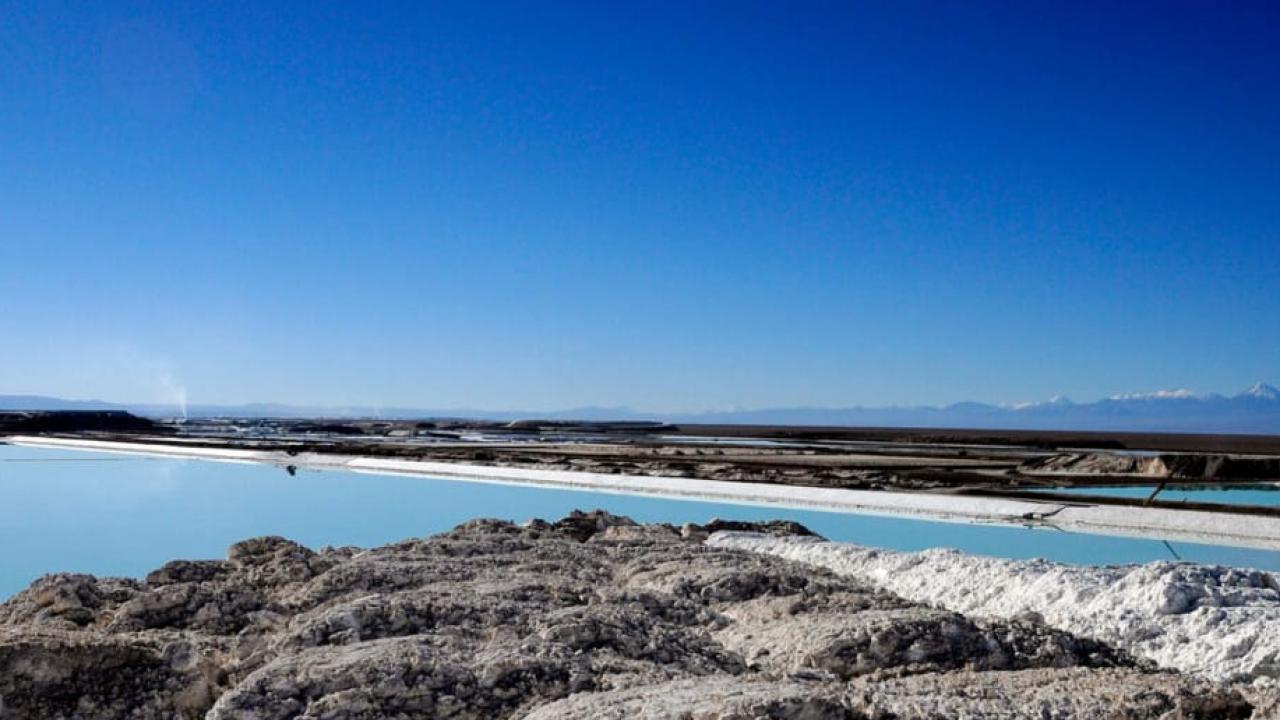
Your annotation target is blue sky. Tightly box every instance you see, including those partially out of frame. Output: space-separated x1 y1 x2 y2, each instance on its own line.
2 1 1277 411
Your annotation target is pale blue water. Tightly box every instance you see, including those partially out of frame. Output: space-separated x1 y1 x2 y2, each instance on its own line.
1 444 1278 599
1032 484 1280 506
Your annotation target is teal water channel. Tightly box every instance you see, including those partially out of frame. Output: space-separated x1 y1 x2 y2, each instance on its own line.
2 444 1277 599
1030 483 1280 506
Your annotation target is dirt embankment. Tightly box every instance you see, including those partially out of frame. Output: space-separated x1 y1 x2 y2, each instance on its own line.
1021 452 1280 480
0 512 1268 719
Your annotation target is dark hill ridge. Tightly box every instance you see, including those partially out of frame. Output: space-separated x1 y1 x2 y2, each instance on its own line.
0 410 158 434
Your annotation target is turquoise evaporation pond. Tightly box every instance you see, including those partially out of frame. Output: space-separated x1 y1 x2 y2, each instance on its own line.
1032 485 1280 506
1 444 1278 600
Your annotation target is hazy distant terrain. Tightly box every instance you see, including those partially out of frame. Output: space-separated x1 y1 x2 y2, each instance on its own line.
4 383 1278 434
679 383 1280 434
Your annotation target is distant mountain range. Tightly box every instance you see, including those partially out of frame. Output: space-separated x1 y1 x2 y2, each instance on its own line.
671 382 1280 434
2 383 1279 434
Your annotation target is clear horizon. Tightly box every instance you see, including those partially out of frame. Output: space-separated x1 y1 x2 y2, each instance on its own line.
3 2 1278 411
4 379 1276 415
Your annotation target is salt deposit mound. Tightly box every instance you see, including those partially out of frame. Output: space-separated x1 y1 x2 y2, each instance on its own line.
710 531 1280 685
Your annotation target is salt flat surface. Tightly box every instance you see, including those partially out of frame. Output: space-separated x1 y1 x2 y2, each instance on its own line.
710 532 1280 685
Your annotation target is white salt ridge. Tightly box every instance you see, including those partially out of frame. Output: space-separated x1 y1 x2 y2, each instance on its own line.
708 532 1280 685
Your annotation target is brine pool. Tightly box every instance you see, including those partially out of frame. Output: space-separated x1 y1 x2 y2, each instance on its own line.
1033 484 1280 506
2 443 1278 599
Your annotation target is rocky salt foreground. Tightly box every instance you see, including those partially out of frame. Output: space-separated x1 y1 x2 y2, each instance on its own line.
0 512 1273 719
710 532 1280 687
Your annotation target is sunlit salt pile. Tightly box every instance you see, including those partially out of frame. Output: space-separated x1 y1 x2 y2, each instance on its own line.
709 532 1280 685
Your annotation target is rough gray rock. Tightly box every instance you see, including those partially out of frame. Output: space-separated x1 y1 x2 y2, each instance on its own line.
843 667 1256 719
520 676 853 720
522 671 1255 720
0 510 1267 719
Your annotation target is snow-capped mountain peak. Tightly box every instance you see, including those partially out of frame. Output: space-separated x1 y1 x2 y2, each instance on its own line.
1005 394 1074 411
1240 382 1280 401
